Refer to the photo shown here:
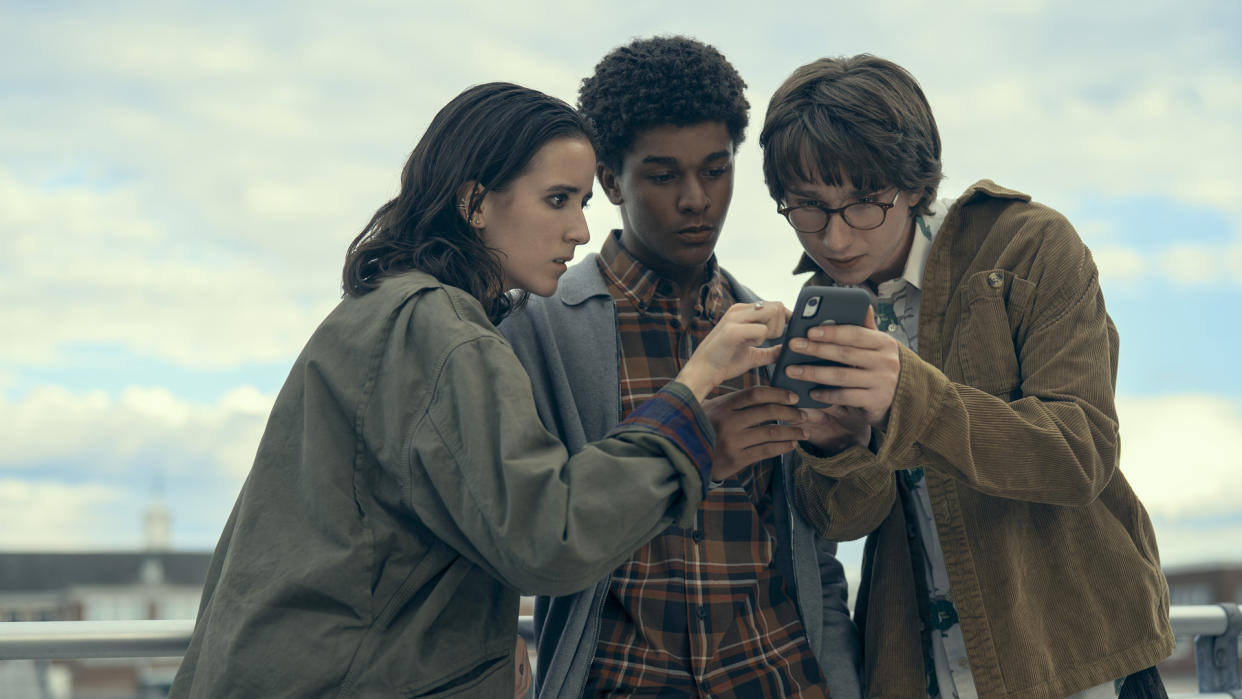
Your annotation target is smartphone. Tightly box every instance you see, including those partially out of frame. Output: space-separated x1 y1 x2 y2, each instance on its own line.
770 286 872 408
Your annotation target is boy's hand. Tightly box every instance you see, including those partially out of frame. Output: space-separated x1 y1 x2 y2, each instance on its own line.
800 404 872 455
783 307 900 428
513 636 531 698
702 386 810 481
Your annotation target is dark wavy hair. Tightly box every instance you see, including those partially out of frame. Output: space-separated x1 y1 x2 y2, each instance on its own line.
578 35 749 172
760 55 944 217
342 82 594 322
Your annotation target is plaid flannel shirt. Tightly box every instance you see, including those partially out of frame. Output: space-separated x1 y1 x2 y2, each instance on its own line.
583 232 828 698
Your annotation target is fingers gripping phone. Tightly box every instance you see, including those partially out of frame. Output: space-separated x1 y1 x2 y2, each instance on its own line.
770 286 872 408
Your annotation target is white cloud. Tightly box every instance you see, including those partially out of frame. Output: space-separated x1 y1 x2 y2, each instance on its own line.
0 170 339 368
1090 245 1149 288
1081 236 1242 291
930 41 1242 212
1065 222 1241 290
0 385 272 483
0 382 269 548
0 1 1237 374
0 7 619 372
0 480 123 550
1160 243 1239 286
1117 394 1242 519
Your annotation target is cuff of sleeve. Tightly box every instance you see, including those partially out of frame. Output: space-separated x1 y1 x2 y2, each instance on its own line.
876 344 946 468
796 444 890 496
612 380 716 498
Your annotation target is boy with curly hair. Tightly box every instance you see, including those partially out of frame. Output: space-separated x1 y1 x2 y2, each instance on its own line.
501 36 862 698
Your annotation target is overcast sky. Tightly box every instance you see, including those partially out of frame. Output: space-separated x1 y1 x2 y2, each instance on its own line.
1 1 1239 573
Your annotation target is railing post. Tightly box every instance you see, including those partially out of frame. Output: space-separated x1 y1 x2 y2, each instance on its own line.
1196 602 1242 697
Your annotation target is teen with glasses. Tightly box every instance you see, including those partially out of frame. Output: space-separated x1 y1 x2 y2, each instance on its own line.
760 55 1173 698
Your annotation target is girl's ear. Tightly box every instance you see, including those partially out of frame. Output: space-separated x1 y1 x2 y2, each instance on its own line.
456 181 485 228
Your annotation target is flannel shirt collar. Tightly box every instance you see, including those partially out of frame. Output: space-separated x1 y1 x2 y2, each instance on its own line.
598 230 730 320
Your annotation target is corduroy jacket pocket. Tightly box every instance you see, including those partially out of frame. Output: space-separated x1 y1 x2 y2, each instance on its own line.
955 269 1035 398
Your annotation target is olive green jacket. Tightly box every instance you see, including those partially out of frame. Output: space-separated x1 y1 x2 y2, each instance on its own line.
793 181 1174 699
170 271 712 698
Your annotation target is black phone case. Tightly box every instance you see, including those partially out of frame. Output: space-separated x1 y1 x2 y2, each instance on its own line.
770 286 872 408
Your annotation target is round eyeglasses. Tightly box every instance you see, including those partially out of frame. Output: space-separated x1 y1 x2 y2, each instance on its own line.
777 189 902 233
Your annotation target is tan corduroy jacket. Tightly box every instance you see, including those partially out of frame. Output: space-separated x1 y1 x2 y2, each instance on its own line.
793 181 1174 699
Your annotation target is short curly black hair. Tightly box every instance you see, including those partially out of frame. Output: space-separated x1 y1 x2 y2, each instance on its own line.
579 35 749 172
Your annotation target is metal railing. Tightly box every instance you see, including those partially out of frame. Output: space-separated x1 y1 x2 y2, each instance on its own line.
0 619 193 660
1 605 1239 697
1183 603 1242 699
0 617 538 660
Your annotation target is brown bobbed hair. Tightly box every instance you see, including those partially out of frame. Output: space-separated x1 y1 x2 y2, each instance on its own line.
342 82 594 323
759 55 944 217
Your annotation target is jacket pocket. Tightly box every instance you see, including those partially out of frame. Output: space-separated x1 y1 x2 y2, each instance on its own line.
406 652 509 697
955 269 1034 397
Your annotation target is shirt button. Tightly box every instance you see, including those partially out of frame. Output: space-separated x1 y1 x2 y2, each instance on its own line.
691 529 704 543
987 271 1003 288
697 606 707 619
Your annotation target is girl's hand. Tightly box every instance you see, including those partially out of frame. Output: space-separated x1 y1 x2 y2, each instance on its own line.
676 301 786 404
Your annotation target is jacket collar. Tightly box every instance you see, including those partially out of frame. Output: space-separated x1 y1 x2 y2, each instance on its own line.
556 252 611 305
955 178 1031 206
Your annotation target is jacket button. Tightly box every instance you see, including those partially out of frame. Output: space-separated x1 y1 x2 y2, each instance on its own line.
691 529 704 543
987 271 1003 288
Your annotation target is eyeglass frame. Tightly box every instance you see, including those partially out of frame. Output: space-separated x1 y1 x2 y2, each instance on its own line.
776 189 903 233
